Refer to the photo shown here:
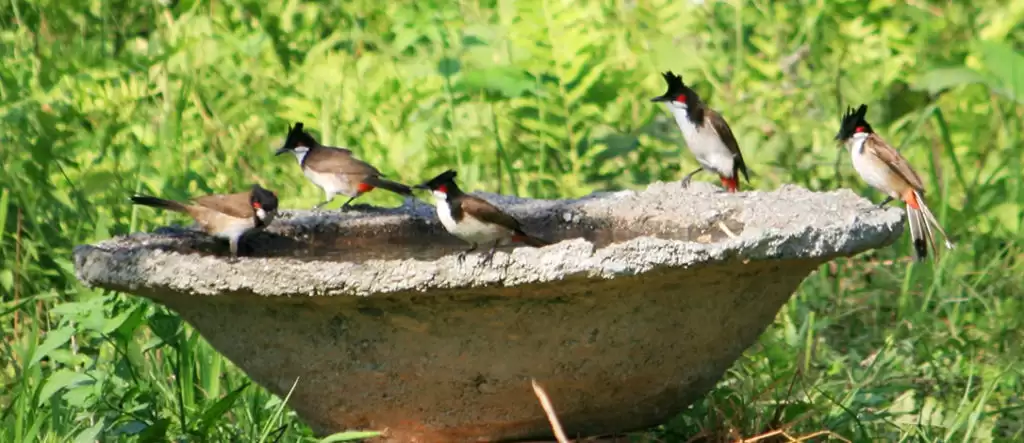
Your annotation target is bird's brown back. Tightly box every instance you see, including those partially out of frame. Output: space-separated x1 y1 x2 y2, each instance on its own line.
457 195 523 232
865 134 926 192
304 146 382 178
191 190 255 220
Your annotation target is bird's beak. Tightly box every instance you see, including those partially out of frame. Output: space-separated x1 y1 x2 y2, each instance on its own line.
413 183 430 190
650 96 669 103
274 147 289 156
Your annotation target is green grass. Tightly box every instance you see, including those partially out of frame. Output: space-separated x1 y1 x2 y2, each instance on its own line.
2 0 1023 441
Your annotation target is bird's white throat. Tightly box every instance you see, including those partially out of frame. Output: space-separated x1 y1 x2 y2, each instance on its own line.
432 195 458 233
431 195 512 244
291 146 309 164
849 132 869 154
667 104 694 131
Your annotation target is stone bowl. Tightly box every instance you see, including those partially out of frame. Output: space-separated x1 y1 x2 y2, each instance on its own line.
72 182 904 442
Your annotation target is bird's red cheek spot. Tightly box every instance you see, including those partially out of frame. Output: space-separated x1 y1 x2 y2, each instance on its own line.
438 184 448 194
675 94 687 103
512 235 527 243
252 202 262 209
855 126 866 133
357 182 375 194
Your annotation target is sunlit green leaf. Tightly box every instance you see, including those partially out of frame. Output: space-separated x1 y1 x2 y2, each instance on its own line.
38 369 93 406
916 67 990 95
456 67 533 99
73 421 105 443
977 40 1024 103
28 326 75 368
195 382 251 435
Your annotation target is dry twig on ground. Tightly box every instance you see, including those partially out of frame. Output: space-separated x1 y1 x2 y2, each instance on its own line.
532 378 570 443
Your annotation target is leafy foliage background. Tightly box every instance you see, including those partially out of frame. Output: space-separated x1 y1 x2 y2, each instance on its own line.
1 0 1023 441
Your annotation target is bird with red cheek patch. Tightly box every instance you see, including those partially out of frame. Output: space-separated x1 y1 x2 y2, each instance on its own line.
275 122 413 210
130 184 279 257
651 71 750 193
415 169 551 265
834 103 955 261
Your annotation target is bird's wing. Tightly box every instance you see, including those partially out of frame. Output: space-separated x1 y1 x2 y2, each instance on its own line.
706 109 749 179
459 195 523 232
304 146 382 177
864 134 926 191
192 191 254 219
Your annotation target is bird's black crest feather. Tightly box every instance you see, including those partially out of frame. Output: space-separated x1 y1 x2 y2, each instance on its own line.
420 169 458 190
660 71 688 97
281 122 318 151
835 104 872 141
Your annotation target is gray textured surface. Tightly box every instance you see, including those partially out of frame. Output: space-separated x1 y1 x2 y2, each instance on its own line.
72 181 904 443
74 182 903 298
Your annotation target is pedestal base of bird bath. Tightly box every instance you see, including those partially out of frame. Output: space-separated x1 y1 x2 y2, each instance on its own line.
73 182 903 442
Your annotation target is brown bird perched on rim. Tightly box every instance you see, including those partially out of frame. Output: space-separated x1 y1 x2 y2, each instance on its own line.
275 122 413 209
415 169 550 263
834 103 955 261
651 71 750 192
130 184 279 256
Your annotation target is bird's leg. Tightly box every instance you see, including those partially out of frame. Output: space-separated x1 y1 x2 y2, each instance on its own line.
877 196 894 208
339 190 368 210
229 236 240 258
340 195 360 211
680 167 704 187
313 193 335 210
481 241 499 265
458 243 477 263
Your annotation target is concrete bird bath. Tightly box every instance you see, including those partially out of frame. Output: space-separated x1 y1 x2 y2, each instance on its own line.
73 182 903 442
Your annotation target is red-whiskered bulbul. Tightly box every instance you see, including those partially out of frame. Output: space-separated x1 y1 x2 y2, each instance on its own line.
835 104 955 261
651 71 750 192
274 122 413 209
130 184 279 257
414 170 550 263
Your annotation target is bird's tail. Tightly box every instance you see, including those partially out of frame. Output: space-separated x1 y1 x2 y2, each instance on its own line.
905 190 955 261
130 195 188 213
513 231 552 248
363 175 413 196
736 156 750 183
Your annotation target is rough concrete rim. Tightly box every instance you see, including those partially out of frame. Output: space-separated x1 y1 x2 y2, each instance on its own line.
73 182 905 297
